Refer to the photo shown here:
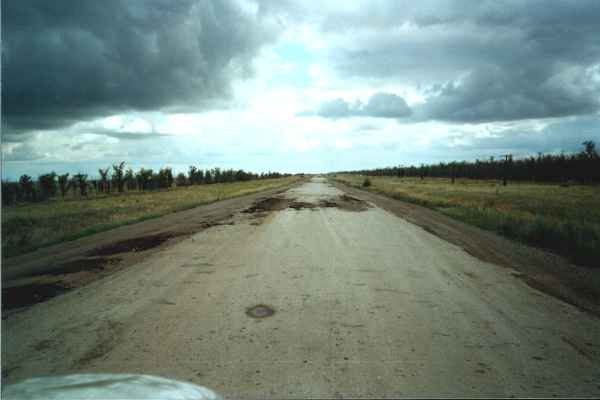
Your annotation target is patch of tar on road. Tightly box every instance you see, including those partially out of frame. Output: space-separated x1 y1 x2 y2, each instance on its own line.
2 256 128 312
463 271 478 279
75 320 124 367
375 288 409 294
181 262 213 268
243 197 291 213
243 194 371 215
2 282 69 311
561 336 596 362
246 304 275 319
32 339 55 352
86 232 181 256
1 366 20 380
318 194 371 212
43 257 122 276
288 201 317 210
354 268 385 273
340 323 366 328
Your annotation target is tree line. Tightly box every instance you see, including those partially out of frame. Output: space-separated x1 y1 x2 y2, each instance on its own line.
2 163 290 206
337 141 600 185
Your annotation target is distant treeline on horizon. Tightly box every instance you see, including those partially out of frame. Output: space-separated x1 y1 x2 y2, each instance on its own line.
1 164 292 206
337 141 600 185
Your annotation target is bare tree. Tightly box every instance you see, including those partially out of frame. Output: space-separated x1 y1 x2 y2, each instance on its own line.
19 175 34 201
112 161 126 193
58 173 70 197
98 167 110 193
71 173 88 197
38 172 57 199
125 168 136 191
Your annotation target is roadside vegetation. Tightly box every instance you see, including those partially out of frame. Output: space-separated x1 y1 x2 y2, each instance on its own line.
2 164 290 206
334 142 600 268
2 167 298 257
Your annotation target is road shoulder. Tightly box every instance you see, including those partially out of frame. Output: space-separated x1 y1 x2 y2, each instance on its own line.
1 182 301 313
332 180 600 317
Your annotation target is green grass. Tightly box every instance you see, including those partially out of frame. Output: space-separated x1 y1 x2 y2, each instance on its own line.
334 174 600 267
2 178 299 258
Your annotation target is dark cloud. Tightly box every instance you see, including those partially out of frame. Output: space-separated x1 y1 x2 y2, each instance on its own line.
88 129 171 141
2 143 45 162
303 92 412 119
437 116 600 156
325 0 600 122
2 0 279 133
416 65 600 123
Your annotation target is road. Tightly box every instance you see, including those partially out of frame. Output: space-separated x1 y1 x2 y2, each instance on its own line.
3 178 600 397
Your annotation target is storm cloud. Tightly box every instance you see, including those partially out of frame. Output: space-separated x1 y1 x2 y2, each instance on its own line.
2 0 599 177
2 0 280 133
324 0 600 123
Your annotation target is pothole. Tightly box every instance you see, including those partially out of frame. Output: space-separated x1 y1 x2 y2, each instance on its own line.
246 304 275 318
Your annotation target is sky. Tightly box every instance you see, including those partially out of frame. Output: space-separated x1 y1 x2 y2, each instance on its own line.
2 0 600 179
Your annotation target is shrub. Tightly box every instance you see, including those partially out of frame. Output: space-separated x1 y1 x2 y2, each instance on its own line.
362 177 372 187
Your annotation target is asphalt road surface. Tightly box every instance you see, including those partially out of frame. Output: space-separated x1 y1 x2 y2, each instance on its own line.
3 178 600 398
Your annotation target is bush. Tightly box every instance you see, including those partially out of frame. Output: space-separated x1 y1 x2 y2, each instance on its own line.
362 177 372 187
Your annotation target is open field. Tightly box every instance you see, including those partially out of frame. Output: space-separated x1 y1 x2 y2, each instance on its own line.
2 177 299 258
333 174 600 267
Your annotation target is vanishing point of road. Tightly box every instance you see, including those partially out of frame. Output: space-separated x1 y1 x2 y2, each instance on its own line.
4 178 600 397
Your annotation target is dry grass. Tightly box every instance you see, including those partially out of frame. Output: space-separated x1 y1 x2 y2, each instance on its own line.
335 174 600 267
2 177 298 258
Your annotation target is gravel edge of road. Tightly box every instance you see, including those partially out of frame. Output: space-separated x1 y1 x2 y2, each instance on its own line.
332 180 600 318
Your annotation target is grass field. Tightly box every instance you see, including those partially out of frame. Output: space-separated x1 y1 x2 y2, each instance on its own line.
334 174 600 267
2 177 298 258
